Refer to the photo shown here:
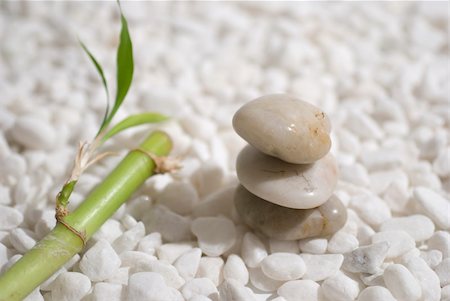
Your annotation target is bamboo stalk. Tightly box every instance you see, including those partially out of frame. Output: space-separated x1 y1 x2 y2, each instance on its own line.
0 131 172 301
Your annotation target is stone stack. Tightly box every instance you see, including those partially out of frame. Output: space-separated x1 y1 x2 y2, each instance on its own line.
232 94 347 240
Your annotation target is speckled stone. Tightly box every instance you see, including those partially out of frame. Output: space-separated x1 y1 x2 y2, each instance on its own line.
232 94 331 164
236 145 337 209
234 186 347 240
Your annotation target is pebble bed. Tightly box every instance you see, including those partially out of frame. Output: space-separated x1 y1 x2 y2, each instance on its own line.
0 2 449 301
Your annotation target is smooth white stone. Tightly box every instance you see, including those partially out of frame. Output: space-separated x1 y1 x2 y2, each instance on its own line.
345 109 383 140
372 230 415 258
327 231 359 254
405 257 441 301
79 239 121 282
181 278 219 300
51 272 91 301
156 242 194 264
190 162 225 197
143 205 193 242
435 258 450 286
357 286 396 301
349 194 391 227
414 187 450 229
223 254 249 286
0 205 23 230
119 251 157 274
142 260 185 289
321 271 360 301
9 228 36 253
112 222 145 255
420 250 442 268
0 185 11 205
233 94 331 164
10 115 56 150
105 267 129 285
342 242 389 274
121 214 137 230
249 267 284 292
91 282 122 301
91 219 123 244
157 181 199 215
241 232 268 268
196 257 224 286
191 217 236 256
298 238 328 254
236 146 337 209
174 248 202 281
219 279 258 301
190 296 213 301
427 231 450 258
340 163 370 187
261 253 305 281
384 264 422 301
442 285 450 301
127 272 183 301
277 280 319 301
0 153 27 184
380 215 435 242
137 232 162 255
301 254 344 281
433 147 450 177
192 185 236 219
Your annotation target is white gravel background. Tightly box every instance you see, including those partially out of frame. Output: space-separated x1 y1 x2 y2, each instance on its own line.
0 2 449 301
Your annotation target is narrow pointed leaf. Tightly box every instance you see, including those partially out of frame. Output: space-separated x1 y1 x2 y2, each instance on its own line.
105 5 134 127
102 113 168 142
79 40 110 134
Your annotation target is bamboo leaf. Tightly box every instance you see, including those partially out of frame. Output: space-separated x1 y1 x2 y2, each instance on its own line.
79 40 110 134
105 3 134 128
102 113 168 142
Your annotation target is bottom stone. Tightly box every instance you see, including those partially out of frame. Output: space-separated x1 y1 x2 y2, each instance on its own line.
234 185 347 240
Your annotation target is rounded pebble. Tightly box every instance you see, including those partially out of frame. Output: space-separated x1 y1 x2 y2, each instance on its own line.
384 264 422 301
357 286 396 301
380 214 435 242
321 272 360 301
233 94 331 164
236 145 337 209
277 280 319 301
372 230 415 258
51 272 91 301
0 205 23 230
414 187 450 229
241 232 268 268
223 254 249 285
79 239 121 282
191 217 236 257
301 254 344 281
261 253 306 281
10 116 56 150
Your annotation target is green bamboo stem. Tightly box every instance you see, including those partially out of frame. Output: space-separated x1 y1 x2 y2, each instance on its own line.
0 131 172 301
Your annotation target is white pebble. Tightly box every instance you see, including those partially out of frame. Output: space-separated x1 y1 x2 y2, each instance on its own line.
342 242 389 274
91 282 122 301
143 205 192 242
427 231 450 258
357 286 396 301
190 162 225 197
349 194 391 227
433 147 450 177
8 228 36 253
420 249 442 268
10 115 56 150
327 231 359 253
191 216 236 256
414 187 450 229
241 232 268 268
223 254 249 285
119 251 157 273
384 264 422 301
277 280 319 301
261 253 306 281
105 267 129 285
127 272 183 301
91 219 123 244
435 258 450 286
157 181 199 215
174 248 202 280
156 242 194 264
137 232 162 255
192 185 236 219
298 238 327 254
79 239 121 282
442 285 450 301
372 230 415 258
380 214 435 242
219 279 258 301
321 271 360 301
143 260 186 289
181 278 218 300
249 267 283 292
405 257 441 301
345 110 383 140
190 296 212 301
112 222 145 254
51 272 91 301
0 205 23 230
301 254 343 281
196 256 224 286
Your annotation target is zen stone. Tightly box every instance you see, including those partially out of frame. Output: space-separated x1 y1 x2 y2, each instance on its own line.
236 145 337 209
234 186 347 240
232 94 331 164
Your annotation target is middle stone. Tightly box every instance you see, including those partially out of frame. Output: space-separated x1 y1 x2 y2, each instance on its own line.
236 145 338 209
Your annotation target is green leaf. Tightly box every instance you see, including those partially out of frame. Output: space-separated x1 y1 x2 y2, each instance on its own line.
102 113 168 142
104 3 134 129
79 40 110 134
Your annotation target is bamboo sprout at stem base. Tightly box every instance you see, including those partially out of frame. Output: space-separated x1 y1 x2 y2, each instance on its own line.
0 131 172 301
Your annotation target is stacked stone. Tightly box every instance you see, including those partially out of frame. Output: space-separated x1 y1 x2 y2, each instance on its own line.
232 94 347 240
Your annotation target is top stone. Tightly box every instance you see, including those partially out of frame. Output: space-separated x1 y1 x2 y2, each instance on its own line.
232 94 331 164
